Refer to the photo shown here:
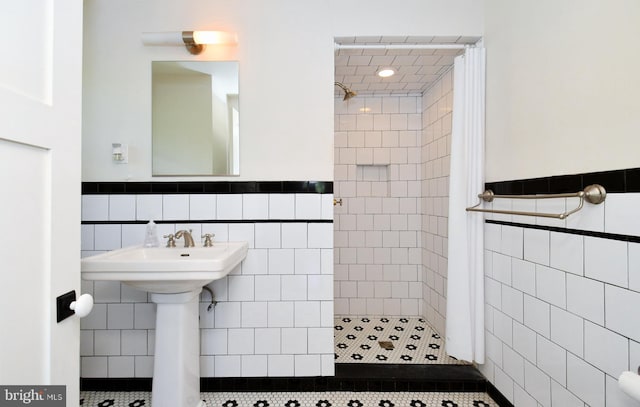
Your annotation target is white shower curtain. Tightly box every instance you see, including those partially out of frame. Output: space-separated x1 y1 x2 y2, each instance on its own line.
445 47 486 364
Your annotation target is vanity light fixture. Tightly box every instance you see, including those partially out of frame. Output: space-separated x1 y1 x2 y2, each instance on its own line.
377 68 395 78
141 31 237 55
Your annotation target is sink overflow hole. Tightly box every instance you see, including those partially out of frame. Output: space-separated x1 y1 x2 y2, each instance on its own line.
181 253 190 257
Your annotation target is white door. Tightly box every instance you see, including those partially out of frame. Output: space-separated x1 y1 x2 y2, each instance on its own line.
0 1 83 405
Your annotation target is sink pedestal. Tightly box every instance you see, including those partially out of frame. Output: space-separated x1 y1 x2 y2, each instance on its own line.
81 241 249 407
150 289 204 407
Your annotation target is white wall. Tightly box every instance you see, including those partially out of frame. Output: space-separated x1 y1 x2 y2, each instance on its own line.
484 0 640 182
482 1 640 405
82 0 484 182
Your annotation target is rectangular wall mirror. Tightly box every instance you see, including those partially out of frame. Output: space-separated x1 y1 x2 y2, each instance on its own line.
152 61 239 176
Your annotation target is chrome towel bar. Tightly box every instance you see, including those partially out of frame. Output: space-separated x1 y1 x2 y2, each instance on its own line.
466 184 607 219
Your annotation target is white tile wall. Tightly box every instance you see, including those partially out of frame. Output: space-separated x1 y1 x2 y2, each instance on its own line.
335 93 425 319
536 335 566 386
268 355 294 376
535 265 566 308
523 228 550 266
109 195 136 220
567 352 605 407
604 193 640 236
419 71 453 334
585 236 628 287
81 191 334 378
549 306 583 357
605 285 640 343
484 202 640 406
523 361 551 407
82 195 108 221
584 321 629 378
336 73 454 329
566 274 605 324
135 195 162 221
243 194 269 220
551 380 584 407
189 194 216 220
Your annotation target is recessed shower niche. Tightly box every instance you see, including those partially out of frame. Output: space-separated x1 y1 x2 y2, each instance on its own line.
356 164 390 196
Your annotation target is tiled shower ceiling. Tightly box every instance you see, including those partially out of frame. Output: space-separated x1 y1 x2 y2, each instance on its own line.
334 36 480 96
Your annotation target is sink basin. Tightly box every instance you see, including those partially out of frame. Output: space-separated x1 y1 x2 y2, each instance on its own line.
81 241 248 293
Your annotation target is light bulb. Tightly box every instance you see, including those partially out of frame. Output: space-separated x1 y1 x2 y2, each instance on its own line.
377 68 395 78
192 31 237 45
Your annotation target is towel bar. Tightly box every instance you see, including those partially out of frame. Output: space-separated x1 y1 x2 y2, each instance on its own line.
465 184 606 219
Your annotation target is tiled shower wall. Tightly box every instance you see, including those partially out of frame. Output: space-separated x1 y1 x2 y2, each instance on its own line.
420 69 453 336
479 188 640 406
80 190 335 378
333 95 423 316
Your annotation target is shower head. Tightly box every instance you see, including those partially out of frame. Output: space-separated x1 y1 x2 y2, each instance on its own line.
334 81 357 101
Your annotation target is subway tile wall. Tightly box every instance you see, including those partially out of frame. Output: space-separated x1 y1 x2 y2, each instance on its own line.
420 69 453 335
480 193 640 406
333 94 423 317
80 192 334 378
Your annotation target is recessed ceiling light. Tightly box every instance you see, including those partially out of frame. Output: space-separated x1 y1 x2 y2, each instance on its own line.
377 68 395 78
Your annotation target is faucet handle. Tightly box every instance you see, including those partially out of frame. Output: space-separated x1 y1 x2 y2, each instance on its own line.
202 233 215 247
163 234 176 247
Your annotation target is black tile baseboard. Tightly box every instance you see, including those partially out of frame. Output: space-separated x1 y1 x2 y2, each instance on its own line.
80 366 518 406
80 364 490 394
82 181 333 195
485 167 640 195
486 381 514 407
333 363 486 392
81 378 152 392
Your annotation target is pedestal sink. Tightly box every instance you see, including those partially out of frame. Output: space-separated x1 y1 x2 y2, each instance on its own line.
81 242 248 407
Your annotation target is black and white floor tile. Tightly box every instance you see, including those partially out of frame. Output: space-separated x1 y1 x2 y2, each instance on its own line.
334 317 467 365
80 391 498 406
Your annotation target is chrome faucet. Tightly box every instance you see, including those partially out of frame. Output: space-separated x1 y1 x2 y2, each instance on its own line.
174 229 195 247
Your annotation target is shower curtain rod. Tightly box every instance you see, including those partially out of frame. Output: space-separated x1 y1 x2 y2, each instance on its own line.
334 43 470 51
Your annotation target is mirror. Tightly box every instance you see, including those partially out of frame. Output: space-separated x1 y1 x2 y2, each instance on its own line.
152 61 239 176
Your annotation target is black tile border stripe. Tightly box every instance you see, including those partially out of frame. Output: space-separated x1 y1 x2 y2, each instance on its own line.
485 167 640 195
82 181 333 195
81 219 333 225
81 365 489 394
486 219 640 243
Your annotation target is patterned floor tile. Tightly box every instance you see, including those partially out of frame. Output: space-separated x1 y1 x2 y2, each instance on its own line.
80 391 498 407
80 391 149 406
334 316 468 365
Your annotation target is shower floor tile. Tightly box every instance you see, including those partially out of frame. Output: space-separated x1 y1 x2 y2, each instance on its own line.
334 316 467 365
80 391 498 406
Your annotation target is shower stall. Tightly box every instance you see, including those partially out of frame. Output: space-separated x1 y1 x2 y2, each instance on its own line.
332 37 475 365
